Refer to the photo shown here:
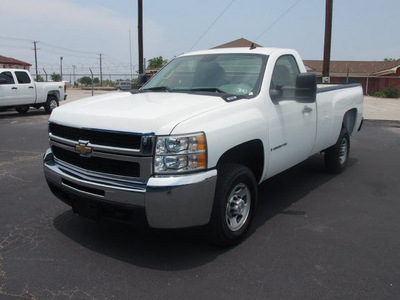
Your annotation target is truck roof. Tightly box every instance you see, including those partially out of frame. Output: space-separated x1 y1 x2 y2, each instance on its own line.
179 47 296 57
0 68 30 72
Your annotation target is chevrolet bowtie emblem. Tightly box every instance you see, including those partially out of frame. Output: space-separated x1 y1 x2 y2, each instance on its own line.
75 141 92 155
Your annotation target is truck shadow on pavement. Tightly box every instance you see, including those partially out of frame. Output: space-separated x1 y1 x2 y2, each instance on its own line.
0 109 49 119
52 154 357 271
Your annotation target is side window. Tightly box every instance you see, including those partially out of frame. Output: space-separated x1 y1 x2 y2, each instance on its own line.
0 71 15 84
15 71 31 84
270 55 300 100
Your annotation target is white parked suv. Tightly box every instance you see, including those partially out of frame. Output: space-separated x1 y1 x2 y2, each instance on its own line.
115 81 132 91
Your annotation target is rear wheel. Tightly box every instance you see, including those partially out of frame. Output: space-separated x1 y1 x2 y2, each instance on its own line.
44 96 59 114
16 106 29 114
209 164 257 247
325 127 350 173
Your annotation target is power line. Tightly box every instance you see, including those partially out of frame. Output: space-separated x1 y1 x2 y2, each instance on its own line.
188 0 235 52
0 44 31 50
0 36 99 56
40 41 97 56
0 36 32 42
254 0 303 42
0 35 132 74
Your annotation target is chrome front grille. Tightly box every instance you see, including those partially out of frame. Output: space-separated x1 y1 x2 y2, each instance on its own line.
48 122 154 184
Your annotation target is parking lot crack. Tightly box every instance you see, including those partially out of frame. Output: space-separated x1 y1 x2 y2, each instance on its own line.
0 212 56 300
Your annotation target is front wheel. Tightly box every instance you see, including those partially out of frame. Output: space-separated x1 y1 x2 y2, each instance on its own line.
209 164 257 247
16 106 29 114
44 96 59 114
324 127 350 173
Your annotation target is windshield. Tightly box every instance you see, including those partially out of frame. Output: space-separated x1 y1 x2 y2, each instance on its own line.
141 53 267 98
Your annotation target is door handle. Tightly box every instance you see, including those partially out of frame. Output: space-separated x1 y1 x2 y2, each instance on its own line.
12 87 17 90
302 106 313 114
29 86 34 89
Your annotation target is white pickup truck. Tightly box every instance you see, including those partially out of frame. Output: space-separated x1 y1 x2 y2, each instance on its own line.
0 69 66 114
43 47 363 246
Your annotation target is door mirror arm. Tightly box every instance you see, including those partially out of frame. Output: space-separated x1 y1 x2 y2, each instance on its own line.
137 74 150 89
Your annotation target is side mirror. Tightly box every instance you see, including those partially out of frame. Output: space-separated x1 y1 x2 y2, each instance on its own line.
0 78 8 85
137 73 150 88
296 73 316 103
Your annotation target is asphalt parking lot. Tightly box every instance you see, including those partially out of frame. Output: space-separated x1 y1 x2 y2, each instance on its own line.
0 91 399 299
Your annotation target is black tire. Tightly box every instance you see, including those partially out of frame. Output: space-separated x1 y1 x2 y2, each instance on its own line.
44 96 59 114
324 127 350 173
209 164 257 247
16 106 29 114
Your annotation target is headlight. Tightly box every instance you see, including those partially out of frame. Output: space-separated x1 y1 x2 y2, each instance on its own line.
154 133 207 174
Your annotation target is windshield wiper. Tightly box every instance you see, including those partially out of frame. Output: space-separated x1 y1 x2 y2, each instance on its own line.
187 87 226 93
177 87 246 102
142 86 172 92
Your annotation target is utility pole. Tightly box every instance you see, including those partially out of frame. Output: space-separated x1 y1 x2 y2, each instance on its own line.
138 0 144 74
99 53 103 86
322 0 333 83
33 41 39 81
129 30 133 80
60 56 63 82
72 65 76 86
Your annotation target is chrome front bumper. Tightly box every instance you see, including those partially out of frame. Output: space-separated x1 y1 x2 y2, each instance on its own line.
43 148 217 228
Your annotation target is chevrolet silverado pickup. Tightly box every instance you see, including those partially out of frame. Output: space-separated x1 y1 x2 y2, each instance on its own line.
0 69 66 114
43 47 363 245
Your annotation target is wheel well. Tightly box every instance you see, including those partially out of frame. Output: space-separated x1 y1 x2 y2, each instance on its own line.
47 91 60 100
342 108 357 134
216 140 264 183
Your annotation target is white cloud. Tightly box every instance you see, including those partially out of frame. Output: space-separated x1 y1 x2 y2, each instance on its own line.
0 0 170 70
0 0 131 32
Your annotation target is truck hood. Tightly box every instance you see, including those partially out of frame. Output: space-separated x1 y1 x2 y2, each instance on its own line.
50 92 226 135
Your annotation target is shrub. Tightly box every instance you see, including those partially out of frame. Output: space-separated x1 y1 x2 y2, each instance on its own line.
383 87 399 98
370 90 386 98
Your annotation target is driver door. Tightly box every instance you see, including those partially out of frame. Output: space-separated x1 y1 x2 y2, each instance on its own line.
0 71 19 106
266 55 317 177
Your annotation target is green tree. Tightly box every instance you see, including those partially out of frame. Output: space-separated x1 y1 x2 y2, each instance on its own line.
383 87 399 98
384 58 398 61
78 76 93 86
93 77 100 85
103 79 114 87
35 75 44 82
132 78 138 89
147 56 167 69
51 73 61 82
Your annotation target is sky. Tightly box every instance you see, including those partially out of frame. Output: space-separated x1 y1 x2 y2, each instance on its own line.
1 0 399 79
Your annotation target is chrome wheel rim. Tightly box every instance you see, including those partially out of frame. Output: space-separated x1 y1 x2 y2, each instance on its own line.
225 183 251 232
50 100 58 111
339 138 348 165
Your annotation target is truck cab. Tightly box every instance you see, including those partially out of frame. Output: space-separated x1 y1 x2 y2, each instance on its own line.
0 69 36 106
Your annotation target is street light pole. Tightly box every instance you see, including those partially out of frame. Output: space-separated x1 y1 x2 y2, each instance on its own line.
99 53 103 87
